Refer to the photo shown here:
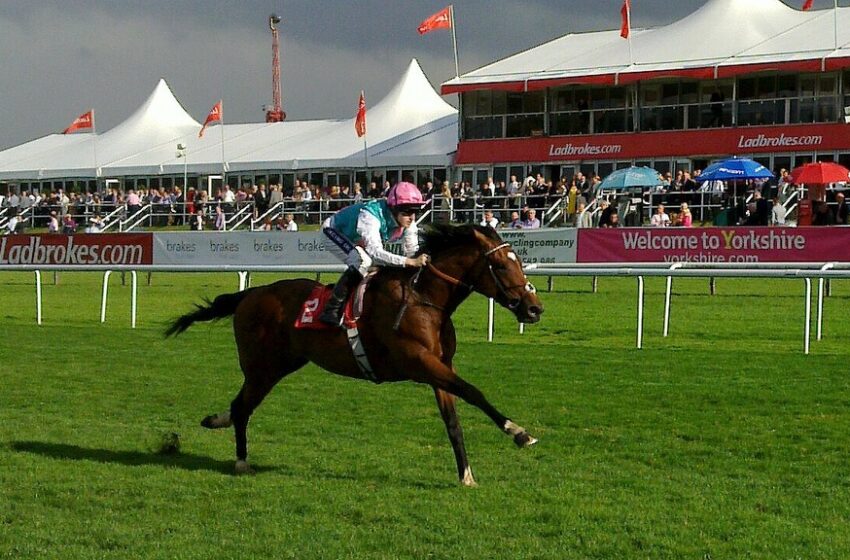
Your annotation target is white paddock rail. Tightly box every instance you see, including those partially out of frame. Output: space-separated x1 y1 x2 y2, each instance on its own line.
0 264 346 329
2 262 847 355
512 262 850 355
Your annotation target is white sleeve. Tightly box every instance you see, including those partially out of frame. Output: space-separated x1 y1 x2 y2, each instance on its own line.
401 221 420 257
356 211 407 267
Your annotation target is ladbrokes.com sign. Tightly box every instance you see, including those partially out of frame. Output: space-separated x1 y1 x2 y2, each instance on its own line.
0 234 152 265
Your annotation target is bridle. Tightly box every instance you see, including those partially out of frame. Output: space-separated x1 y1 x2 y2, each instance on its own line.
393 240 536 330
426 242 537 310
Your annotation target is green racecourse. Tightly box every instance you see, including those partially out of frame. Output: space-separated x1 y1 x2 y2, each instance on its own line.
1 270 849 559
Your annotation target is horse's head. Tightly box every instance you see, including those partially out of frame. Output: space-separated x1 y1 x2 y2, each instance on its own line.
471 228 543 324
420 224 543 323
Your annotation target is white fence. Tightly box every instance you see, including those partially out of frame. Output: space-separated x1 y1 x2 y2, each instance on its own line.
1 261 847 355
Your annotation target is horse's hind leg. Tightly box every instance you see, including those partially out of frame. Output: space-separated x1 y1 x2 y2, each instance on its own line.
434 388 476 487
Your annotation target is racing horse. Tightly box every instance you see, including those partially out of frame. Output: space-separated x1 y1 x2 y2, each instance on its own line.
165 224 543 486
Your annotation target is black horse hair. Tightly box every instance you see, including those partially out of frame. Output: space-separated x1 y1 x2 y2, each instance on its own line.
418 223 501 257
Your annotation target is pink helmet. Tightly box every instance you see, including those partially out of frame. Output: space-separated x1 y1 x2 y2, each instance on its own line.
386 182 425 209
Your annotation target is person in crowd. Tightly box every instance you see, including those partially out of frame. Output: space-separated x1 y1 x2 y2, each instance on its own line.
521 208 541 229
214 204 226 230
812 200 835 226
5 211 21 235
61 213 77 234
282 213 298 232
834 192 848 225
597 200 614 227
268 184 284 208
507 211 522 229
86 214 105 233
753 190 769 226
675 202 693 227
318 181 430 326
574 202 592 228
259 217 273 231
125 188 141 217
438 181 453 223
47 211 59 233
650 204 671 227
192 208 205 231
771 196 787 226
507 175 522 208
480 209 499 229
607 212 621 228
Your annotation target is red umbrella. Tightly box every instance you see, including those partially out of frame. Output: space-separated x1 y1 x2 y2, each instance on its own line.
790 162 850 185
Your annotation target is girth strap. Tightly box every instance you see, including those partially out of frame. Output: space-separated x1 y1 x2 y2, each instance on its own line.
346 326 379 383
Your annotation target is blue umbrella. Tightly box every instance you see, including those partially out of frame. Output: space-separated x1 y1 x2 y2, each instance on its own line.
598 166 666 190
695 158 774 182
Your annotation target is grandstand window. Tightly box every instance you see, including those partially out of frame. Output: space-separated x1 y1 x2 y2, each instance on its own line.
433 168 447 186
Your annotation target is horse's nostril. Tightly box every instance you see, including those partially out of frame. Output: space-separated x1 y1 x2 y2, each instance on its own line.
528 305 542 316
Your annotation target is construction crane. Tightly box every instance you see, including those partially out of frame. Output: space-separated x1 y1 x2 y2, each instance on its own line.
265 14 286 122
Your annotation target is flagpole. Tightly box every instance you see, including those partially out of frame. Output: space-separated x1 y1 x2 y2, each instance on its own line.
363 137 369 169
626 2 635 66
91 109 100 180
450 4 460 77
835 0 839 51
219 100 226 181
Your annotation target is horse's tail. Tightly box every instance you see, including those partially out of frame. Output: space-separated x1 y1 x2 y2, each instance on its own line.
165 289 254 337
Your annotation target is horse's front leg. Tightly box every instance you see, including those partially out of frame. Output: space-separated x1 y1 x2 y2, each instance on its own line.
434 387 476 487
415 353 538 449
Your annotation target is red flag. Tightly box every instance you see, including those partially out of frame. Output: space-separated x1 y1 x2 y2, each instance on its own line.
802 0 814 9
418 6 452 35
620 0 631 39
199 100 222 138
355 91 367 138
63 110 94 134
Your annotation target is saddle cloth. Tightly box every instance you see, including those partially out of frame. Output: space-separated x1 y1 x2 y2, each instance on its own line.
294 273 372 330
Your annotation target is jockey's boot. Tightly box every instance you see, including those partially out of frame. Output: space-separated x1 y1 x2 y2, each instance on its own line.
319 267 363 326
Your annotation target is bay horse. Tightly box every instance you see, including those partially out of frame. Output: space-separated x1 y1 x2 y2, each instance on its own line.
165 224 543 486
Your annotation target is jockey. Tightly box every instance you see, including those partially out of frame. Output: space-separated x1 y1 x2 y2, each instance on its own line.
319 181 430 326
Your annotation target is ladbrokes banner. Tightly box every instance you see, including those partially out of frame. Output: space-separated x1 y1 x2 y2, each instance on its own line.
577 227 850 263
0 234 152 265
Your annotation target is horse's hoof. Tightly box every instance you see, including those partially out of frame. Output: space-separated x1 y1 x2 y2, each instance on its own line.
234 460 255 475
514 431 538 448
461 467 478 487
201 412 232 429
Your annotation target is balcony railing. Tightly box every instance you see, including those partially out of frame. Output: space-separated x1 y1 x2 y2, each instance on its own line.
462 95 842 140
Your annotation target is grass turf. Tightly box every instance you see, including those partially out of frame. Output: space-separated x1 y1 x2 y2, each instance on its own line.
0 271 849 559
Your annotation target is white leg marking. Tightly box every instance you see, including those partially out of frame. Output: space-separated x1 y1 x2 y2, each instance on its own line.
210 411 232 428
461 466 478 487
503 420 524 436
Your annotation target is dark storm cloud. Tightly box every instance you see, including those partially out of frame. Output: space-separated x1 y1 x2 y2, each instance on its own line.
0 1 818 149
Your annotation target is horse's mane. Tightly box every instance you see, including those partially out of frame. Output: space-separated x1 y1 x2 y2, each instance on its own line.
418 223 501 258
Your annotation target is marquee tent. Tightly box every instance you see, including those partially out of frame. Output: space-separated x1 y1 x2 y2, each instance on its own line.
0 59 458 181
442 0 850 93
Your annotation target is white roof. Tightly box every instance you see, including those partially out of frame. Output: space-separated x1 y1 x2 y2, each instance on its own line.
443 0 850 93
0 59 457 180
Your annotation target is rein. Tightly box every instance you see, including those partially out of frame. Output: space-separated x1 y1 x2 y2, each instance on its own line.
392 241 534 330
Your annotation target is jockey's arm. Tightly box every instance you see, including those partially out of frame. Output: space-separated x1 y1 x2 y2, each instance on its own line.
356 211 427 268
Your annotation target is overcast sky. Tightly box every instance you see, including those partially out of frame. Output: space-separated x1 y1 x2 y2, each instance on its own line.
0 0 830 149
